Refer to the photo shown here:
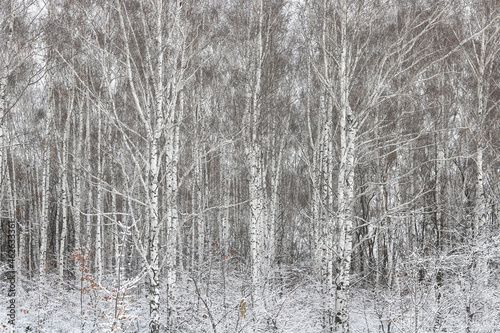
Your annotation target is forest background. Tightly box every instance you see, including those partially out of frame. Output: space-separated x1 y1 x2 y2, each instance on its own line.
1 0 500 332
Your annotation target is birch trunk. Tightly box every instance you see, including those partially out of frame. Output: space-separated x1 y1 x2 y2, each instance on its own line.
40 81 54 284
194 103 205 269
246 2 265 325
386 177 396 289
19 172 27 278
222 176 230 267
95 104 103 282
474 144 487 282
72 96 84 253
307 56 323 276
434 92 445 332
6 148 20 294
30 169 39 278
0 0 14 204
165 85 182 330
190 177 197 272
474 31 488 289
58 86 75 284
248 142 264 315
167 5 185 327
267 121 285 270
110 159 120 278
85 92 93 263
311 151 322 275
148 1 165 330
319 94 334 329
334 1 356 331
0 61 7 203
0 86 5 203
148 120 162 333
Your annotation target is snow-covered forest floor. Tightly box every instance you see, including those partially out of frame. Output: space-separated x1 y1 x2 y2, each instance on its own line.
2 259 499 332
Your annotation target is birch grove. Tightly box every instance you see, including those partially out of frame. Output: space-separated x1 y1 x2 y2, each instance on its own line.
2 0 500 332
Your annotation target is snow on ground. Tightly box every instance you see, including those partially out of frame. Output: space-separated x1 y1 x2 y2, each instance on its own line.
2 262 500 332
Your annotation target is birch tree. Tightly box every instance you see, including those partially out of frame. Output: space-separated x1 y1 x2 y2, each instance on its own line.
229 0 292 326
310 1 449 331
0 2 14 189
455 2 500 330
114 0 191 330
1 0 40 265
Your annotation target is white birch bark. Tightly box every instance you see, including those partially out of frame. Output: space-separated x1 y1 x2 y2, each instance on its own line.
148 111 162 333
311 151 322 274
85 91 92 260
58 86 74 284
95 103 103 282
110 158 120 278
386 174 397 289
30 168 39 279
0 58 7 200
0 85 5 200
72 96 84 253
320 94 335 329
267 119 285 269
165 82 182 329
244 2 265 324
306 57 323 275
190 176 197 272
473 29 488 289
334 1 356 331
6 148 20 293
18 169 26 279
194 103 205 269
222 176 230 266
314 1 337 327
0 0 15 202
434 130 445 333
39 80 54 285
248 141 264 319
148 0 165 329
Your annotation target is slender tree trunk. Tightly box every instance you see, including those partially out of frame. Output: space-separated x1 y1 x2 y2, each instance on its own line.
111 160 120 279
73 96 84 253
305 57 321 276
474 42 488 288
59 86 75 284
245 2 265 327
320 94 334 329
194 104 205 269
0 0 15 204
148 121 162 333
221 174 230 267
40 82 54 284
267 120 285 270
248 142 264 316
434 113 445 332
190 178 197 272
335 2 356 331
7 148 20 294
19 178 27 279
165 84 182 331
85 91 93 268
0 64 7 200
95 104 103 282
148 2 165 331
